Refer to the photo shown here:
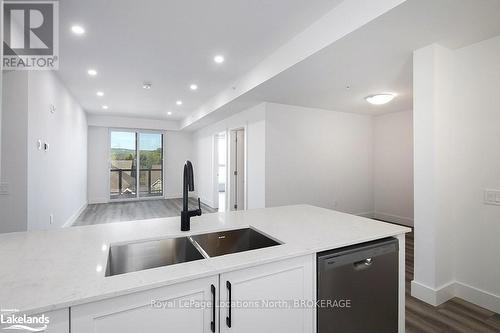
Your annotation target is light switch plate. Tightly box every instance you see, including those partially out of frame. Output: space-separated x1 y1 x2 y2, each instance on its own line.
0 182 9 195
484 189 500 206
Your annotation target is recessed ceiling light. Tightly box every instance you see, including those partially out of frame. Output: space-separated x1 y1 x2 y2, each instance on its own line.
142 82 152 90
102 105 109 110
190 84 198 91
176 100 183 106
87 69 97 76
96 91 104 97
214 55 225 64
365 93 396 105
167 111 172 116
71 25 85 35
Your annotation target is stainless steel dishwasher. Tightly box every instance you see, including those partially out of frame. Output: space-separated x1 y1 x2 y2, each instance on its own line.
317 237 398 333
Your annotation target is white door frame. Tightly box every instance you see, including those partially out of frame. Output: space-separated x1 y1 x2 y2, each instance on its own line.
227 125 248 211
212 132 228 210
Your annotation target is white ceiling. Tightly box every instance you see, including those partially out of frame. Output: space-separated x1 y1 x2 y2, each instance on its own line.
244 0 500 116
57 0 344 120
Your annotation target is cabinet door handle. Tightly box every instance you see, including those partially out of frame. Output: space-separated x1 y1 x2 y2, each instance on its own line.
211 284 216 332
226 281 232 328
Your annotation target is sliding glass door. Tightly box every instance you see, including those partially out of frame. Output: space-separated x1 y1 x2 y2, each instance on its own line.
139 133 163 198
110 131 137 199
110 130 163 200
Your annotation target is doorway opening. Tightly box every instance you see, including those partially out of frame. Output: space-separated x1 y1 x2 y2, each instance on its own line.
229 128 245 211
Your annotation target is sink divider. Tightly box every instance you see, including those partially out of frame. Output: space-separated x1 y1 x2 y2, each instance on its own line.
188 236 211 259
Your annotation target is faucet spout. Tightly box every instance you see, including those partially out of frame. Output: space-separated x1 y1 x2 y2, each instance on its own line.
183 161 194 211
181 160 202 231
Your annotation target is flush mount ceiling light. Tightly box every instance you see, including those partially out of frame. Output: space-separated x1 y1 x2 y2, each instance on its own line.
167 111 172 116
102 105 109 110
142 82 152 90
96 91 104 97
365 93 396 105
214 55 225 64
87 69 97 76
176 100 183 106
189 84 198 91
71 25 85 35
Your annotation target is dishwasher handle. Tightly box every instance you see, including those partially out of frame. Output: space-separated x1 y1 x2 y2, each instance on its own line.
318 238 398 271
353 257 374 271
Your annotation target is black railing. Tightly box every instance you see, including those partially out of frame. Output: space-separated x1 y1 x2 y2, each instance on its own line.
110 168 163 196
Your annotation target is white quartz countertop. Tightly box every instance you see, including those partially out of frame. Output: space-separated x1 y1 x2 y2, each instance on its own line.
0 205 410 314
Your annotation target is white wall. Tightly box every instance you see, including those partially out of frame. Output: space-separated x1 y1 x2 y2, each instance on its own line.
0 4 3 177
412 43 457 305
87 126 109 204
86 127 193 203
164 131 194 198
451 36 500 312
87 114 178 131
193 102 409 219
1 71 87 232
193 132 215 207
27 72 88 230
193 103 266 209
373 110 414 226
413 36 500 313
0 72 29 233
265 103 374 215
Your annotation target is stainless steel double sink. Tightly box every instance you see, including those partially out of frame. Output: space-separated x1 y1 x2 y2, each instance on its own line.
105 228 282 277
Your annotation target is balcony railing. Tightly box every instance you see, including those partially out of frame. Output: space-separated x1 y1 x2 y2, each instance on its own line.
110 168 163 198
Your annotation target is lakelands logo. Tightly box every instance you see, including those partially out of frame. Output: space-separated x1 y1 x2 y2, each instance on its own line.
0 309 49 332
2 1 59 70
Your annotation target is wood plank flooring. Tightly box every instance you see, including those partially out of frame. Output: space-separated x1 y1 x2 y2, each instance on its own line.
73 198 217 226
405 232 500 332
73 205 500 332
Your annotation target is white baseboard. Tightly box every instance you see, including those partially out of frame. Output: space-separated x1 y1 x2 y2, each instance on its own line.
90 194 202 202
355 211 375 218
166 193 217 209
374 211 413 226
88 197 108 204
62 201 88 228
199 197 216 209
455 281 500 314
165 193 182 199
411 280 455 306
165 193 198 199
412 279 500 313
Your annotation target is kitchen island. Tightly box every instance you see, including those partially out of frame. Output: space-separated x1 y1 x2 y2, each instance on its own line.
0 205 410 332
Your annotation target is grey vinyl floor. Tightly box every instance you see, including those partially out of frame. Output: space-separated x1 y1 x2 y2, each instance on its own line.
73 198 217 226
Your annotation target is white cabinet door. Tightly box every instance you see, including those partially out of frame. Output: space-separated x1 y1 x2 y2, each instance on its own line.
71 275 219 333
219 255 315 333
